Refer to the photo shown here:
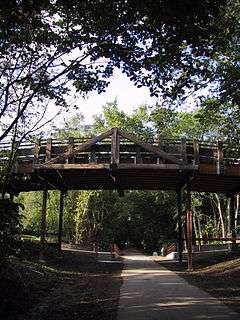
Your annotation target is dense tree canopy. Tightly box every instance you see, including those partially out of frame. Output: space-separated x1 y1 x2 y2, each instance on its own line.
1 0 237 142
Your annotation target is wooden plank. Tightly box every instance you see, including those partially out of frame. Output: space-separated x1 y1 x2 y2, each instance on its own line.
37 175 59 189
193 139 199 165
135 146 143 164
111 128 120 165
66 137 74 164
34 163 110 170
44 129 113 165
199 163 221 175
118 163 198 170
89 150 97 163
16 163 34 173
118 129 183 164
33 140 40 164
225 165 240 177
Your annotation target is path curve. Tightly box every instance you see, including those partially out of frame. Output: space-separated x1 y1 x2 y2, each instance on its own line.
117 250 238 320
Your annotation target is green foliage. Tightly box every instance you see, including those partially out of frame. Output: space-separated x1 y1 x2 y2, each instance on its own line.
18 192 42 232
92 101 153 140
195 100 240 145
75 190 121 249
1 0 233 145
53 113 85 140
0 199 23 260
74 189 177 252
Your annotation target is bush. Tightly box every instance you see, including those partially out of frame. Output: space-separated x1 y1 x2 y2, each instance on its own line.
17 241 41 259
0 199 23 260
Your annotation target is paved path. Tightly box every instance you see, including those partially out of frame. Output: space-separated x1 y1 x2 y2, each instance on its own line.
117 250 238 320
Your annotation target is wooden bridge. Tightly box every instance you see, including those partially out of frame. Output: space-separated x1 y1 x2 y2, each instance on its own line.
1 128 240 270
1 128 239 194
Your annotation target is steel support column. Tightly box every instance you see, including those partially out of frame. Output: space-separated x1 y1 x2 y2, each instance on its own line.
177 190 183 263
186 188 193 271
58 190 65 254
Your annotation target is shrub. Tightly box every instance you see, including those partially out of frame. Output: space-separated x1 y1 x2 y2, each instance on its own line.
0 199 23 261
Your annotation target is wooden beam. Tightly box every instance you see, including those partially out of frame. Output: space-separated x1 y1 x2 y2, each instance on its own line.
34 163 110 170
118 164 198 170
45 138 52 162
193 139 199 165
58 190 65 254
186 188 193 271
111 128 120 165
89 150 97 163
118 129 183 164
40 185 48 260
178 173 196 192
33 140 40 164
37 175 60 190
66 137 74 164
177 191 183 263
135 146 143 164
56 169 68 190
44 129 113 165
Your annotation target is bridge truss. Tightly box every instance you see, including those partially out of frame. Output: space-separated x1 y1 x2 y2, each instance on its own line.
1 128 240 270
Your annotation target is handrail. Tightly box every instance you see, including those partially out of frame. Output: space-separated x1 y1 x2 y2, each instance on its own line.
0 134 239 166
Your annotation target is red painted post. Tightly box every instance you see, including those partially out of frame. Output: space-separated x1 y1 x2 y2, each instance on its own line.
186 210 193 271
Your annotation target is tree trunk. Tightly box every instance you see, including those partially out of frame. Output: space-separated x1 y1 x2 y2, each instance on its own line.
235 194 239 229
195 210 203 245
215 194 226 238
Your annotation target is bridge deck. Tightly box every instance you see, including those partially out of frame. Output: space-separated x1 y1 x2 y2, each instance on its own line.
1 128 240 194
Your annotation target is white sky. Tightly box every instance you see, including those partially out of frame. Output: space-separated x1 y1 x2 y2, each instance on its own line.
59 69 159 125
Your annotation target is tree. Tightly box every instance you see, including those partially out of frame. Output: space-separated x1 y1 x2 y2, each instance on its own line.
91 100 153 139
0 199 23 261
0 0 232 143
75 190 121 250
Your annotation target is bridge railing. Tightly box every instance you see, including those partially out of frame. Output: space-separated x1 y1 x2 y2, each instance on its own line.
0 136 239 167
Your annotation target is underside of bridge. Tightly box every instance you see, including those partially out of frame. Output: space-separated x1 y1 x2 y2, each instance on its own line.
1 128 240 270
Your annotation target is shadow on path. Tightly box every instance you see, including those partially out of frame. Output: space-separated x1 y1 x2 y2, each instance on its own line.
117 249 239 320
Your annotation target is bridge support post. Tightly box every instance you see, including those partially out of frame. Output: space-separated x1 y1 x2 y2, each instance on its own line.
40 185 48 260
58 190 65 254
177 190 183 263
186 188 193 271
